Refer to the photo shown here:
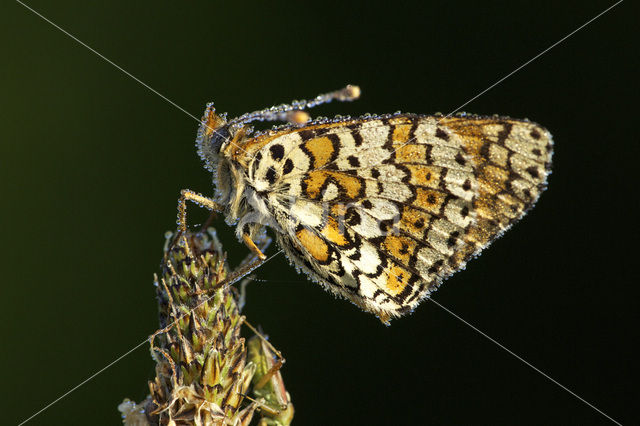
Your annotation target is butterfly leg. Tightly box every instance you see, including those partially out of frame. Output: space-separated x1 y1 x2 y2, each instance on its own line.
177 189 224 257
211 234 268 290
201 228 270 295
242 233 268 261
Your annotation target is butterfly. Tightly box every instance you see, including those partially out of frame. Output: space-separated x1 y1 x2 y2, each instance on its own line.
177 85 553 323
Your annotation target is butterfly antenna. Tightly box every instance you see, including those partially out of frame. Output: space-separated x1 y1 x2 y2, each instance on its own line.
229 84 361 126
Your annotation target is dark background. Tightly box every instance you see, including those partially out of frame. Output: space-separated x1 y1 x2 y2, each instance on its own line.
2 1 637 425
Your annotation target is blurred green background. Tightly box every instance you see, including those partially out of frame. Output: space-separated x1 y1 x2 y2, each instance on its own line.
1 1 636 425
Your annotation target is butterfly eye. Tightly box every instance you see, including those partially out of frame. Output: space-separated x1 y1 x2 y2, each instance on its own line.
196 105 231 171
208 127 230 156
196 127 229 171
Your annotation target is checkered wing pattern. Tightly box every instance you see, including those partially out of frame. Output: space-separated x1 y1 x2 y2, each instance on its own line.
242 114 552 320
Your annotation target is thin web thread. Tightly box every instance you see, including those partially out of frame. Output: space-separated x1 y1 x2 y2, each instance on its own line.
14 0 255 157
333 0 625 179
429 298 623 426
447 0 624 116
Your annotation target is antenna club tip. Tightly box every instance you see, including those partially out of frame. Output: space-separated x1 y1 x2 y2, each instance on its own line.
286 110 311 124
344 84 361 100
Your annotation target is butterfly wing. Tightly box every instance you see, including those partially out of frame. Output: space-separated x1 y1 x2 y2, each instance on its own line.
246 114 552 321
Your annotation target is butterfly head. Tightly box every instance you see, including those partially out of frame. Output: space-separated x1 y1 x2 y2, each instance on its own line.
196 103 231 172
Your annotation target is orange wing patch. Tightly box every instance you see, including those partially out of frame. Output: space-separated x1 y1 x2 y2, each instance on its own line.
303 170 327 199
320 217 349 247
383 264 413 296
382 235 418 264
404 164 440 188
414 188 445 213
331 172 362 198
304 137 335 168
296 228 329 262
392 123 413 144
303 171 362 199
395 144 426 163
399 205 432 238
